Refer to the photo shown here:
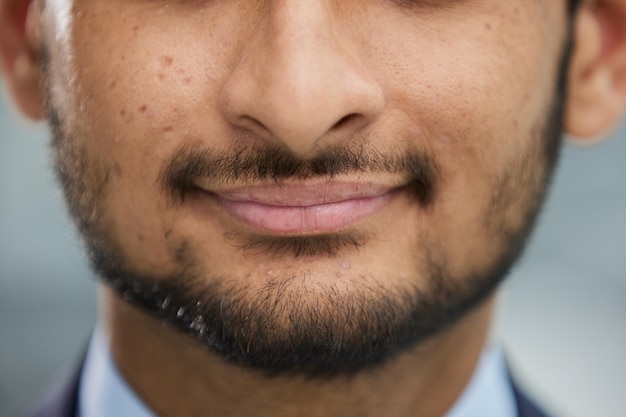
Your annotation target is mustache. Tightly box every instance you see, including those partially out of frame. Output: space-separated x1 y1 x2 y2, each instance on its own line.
162 142 440 207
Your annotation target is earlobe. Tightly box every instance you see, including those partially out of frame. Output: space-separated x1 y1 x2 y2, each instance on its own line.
565 0 626 142
0 0 44 120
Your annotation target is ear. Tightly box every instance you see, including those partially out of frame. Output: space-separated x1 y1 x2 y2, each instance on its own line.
0 0 44 119
565 0 626 142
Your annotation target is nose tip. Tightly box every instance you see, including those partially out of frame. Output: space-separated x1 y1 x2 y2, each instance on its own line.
220 69 384 155
218 5 385 156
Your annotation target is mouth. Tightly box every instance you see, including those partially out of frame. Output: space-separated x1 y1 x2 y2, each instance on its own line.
192 181 402 234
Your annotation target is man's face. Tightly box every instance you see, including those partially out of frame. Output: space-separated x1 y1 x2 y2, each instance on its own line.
41 0 569 374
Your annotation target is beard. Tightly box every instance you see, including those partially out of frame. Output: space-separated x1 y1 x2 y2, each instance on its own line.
41 25 572 378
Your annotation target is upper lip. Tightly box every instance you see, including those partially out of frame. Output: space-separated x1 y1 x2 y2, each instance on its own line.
192 180 400 207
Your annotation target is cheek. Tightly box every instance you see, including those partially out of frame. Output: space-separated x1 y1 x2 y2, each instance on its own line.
62 9 230 270
365 7 564 275
371 3 562 145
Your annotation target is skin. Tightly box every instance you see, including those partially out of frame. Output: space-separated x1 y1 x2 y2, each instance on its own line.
1 0 626 416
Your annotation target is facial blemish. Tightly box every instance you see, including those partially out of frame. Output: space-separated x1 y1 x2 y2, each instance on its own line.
158 73 165 81
341 261 351 270
109 80 117 88
162 126 173 133
119 110 133 124
485 22 492 30
139 104 148 112
160 56 173 67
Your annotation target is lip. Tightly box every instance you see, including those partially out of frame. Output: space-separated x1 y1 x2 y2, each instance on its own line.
194 181 400 234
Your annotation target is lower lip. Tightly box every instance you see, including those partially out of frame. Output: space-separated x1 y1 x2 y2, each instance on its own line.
216 193 396 234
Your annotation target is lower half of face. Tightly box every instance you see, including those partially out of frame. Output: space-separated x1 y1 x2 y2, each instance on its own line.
42 0 569 375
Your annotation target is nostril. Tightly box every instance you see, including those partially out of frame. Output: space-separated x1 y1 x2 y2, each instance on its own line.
332 113 360 130
237 115 271 138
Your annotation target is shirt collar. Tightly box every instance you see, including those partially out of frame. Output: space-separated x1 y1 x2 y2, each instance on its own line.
78 327 153 417
444 345 518 417
78 327 517 417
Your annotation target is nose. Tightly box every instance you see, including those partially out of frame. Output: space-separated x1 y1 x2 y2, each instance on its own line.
219 2 385 156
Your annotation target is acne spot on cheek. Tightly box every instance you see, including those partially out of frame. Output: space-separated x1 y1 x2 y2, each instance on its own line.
119 108 134 124
137 233 144 242
158 73 165 81
109 80 117 88
485 22 492 30
139 104 148 113
163 126 173 133
160 56 174 67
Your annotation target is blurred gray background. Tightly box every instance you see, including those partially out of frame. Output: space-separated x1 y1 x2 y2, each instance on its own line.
1 82 625 417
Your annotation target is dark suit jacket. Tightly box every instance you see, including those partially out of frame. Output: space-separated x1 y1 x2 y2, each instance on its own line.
19 361 553 417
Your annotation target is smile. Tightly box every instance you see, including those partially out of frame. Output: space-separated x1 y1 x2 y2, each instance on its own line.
193 181 400 234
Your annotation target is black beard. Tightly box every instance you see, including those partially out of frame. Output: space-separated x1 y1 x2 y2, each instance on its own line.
42 15 572 378
98 241 513 378
70 120 559 378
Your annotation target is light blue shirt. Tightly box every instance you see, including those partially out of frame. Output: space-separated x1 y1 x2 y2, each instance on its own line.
78 328 517 417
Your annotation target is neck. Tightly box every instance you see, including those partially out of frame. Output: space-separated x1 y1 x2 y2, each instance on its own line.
102 285 495 417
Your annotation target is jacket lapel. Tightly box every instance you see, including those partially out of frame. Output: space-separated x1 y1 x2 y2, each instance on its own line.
20 360 82 417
